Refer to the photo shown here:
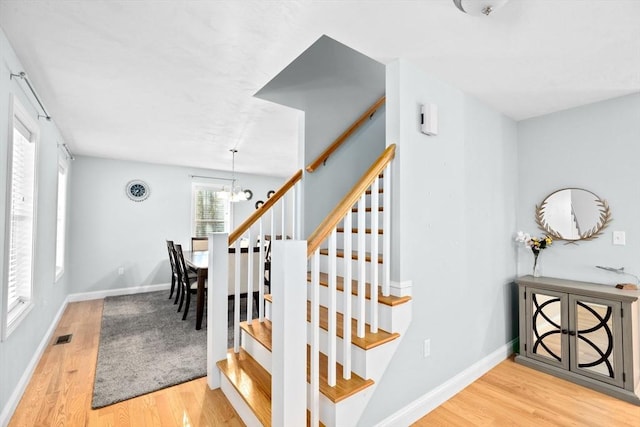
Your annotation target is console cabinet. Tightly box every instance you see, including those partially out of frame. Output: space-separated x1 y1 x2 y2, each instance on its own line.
516 275 640 404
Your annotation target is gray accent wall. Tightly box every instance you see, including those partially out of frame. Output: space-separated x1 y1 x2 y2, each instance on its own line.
255 35 386 236
517 93 640 284
0 27 72 420
68 156 285 294
359 59 519 426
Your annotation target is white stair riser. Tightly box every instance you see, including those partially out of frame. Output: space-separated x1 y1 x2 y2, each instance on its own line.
220 375 263 427
311 286 412 334
319 254 382 282
308 382 374 427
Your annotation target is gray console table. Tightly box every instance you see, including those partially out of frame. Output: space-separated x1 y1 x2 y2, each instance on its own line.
515 275 640 405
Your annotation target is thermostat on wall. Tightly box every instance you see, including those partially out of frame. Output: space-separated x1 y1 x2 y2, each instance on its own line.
421 104 438 136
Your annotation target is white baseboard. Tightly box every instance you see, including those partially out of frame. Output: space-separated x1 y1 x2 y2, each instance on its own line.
375 339 516 427
0 298 69 427
1 282 171 427
66 283 170 302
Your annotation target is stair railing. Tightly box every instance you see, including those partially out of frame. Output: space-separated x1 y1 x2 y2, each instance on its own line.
306 144 395 425
227 169 303 352
305 96 386 173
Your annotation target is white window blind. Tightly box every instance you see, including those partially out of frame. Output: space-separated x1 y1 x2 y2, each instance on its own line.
192 184 229 237
55 160 68 280
6 118 36 312
3 95 39 340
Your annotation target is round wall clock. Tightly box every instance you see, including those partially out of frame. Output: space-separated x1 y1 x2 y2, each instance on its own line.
125 180 150 202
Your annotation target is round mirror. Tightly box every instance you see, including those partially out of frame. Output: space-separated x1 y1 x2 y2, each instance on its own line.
535 188 612 242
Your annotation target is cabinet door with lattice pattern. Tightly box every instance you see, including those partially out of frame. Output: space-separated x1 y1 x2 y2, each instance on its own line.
525 287 569 370
569 295 623 387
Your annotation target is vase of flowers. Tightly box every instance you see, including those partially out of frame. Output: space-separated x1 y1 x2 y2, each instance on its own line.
515 231 552 277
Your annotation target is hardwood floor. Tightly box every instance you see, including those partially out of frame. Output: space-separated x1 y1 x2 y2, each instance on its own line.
9 299 243 427
413 356 640 426
9 298 640 426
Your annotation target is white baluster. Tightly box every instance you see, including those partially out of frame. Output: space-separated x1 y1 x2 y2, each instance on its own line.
234 239 241 352
247 229 253 323
383 163 391 297
343 210 352 379
371 179 379 333
357 194 366 338
310 250 320 427
328 229 337 387
259 218 265 321
291 185 296 240
281 194 286 240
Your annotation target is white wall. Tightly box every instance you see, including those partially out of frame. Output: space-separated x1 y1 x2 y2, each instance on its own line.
68 156 285 294
516 93 640 284
359 59 519 426
0 27 72 421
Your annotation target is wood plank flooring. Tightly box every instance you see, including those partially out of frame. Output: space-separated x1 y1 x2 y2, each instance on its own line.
413 355 640 426
8 299 243 427
9 298 640 426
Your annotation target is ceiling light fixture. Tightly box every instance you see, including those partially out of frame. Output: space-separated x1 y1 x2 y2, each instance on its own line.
226 149 251 203
453 0 509 16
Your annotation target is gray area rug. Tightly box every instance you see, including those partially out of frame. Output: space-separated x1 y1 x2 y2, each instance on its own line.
92 290 254 408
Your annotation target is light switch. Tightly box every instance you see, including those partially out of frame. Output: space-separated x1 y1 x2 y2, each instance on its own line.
613 231 626 246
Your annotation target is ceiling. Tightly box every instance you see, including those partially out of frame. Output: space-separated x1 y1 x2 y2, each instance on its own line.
1 0 638 177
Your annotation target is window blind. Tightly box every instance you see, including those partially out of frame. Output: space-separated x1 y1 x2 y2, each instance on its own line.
193 185 229 237
7 120 36 312
55 161 68 278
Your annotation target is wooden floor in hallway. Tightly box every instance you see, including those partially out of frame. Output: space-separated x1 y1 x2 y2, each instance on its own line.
8 297 640 426
8 298 243 427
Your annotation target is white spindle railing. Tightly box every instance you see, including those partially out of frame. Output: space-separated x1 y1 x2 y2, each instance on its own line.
303 145 396 426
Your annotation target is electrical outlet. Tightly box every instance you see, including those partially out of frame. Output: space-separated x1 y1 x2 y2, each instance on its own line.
118 267 124 275
423 339 431 358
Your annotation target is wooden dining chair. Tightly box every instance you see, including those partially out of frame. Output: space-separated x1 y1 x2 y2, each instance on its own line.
191 237 208 252
175 244 205 321
166 240 181 302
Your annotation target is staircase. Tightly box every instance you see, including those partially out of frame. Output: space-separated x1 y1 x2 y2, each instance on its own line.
209 144 412 426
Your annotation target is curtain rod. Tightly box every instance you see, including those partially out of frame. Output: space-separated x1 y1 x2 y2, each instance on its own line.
189 174 234 181
58 143 75 161
10 71 51 121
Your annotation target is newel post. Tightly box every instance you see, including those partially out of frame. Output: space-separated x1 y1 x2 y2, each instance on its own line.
271 240 307 426
207 233 229 389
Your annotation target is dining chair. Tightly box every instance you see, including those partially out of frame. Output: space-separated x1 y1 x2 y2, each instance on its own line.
191 237 208 252
166 240 180 301
175 244 205 321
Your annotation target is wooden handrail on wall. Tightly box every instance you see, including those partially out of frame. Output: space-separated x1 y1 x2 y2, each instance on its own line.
307 144 396 257
306 96 386 173
229 169 303 245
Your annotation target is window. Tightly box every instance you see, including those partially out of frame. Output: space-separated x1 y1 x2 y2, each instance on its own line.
2 95 39 340
55 157 68 280
192 183 230 237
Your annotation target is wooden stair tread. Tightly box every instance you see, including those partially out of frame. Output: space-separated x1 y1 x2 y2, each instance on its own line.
336 227 383 235
310 347 374 403
319 248 383 264
261 298 400 349
240 319 273 351
365 188 384 194
237 320 374 403
309 272 411 307
217 348 272 427
307 301 400 350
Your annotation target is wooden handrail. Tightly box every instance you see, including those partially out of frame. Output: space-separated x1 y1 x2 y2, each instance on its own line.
229 169 303 245
306 96 386 173
307 144 396 257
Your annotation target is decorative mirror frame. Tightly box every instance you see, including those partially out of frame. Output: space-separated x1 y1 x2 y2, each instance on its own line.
535 188 612 242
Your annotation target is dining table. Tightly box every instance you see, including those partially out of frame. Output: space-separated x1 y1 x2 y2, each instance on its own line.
183 250 208 330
